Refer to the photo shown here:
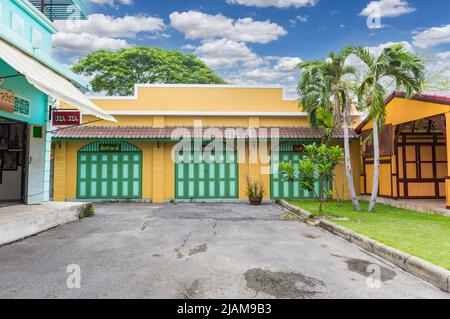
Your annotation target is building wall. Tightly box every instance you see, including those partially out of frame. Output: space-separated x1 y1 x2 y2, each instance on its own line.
363 97 450 129
0 0 54 55
360 97 449 200
0 60 48 124
89 86 301 113
53 139 362 203
54 86 362 203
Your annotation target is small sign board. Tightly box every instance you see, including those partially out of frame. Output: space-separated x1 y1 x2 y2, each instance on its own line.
99 144 121 152
52 110 81 126
0 89 15 113
293 144 305 153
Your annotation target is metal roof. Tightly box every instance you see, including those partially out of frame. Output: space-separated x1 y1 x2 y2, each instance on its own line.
29 0 89 21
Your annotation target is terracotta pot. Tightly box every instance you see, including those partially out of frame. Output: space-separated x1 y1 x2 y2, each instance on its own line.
248 196 263 205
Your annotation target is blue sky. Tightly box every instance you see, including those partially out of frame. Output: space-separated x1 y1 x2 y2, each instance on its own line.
53 0 450 96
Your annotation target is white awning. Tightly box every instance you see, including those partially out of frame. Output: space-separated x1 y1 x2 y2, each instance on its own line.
0 39 115 122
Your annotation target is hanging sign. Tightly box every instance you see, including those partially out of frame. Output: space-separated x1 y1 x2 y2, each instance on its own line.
99 144 121 152
52 110 81 126
0 89 15 113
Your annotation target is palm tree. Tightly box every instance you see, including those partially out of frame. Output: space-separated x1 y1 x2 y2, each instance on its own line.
298 51 361 211
347 44 425 212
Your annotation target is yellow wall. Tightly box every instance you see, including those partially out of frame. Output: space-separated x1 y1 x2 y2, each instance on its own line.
54 140 360 202
363 97 450 130
54 86 363 203
88 86 300 113
362 114 449 200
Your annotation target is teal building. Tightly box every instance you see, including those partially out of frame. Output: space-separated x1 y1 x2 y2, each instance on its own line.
0 0 112 204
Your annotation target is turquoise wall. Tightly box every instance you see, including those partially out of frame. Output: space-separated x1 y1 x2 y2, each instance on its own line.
0 0 89 89
0 59 48 125
0 0 53 54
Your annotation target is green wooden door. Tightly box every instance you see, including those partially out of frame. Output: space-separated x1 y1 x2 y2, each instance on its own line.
271 152 318 200
175 147 238 199
270 141 323 200
77 142 142 200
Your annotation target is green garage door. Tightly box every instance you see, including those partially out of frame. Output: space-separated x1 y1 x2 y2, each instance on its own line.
77 142 142 200
175 145 238 199
271 141 322 200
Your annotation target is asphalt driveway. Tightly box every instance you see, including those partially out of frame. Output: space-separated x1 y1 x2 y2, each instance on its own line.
0 203 448 299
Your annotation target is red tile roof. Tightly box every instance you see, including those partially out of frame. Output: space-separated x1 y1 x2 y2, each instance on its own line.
52 126 359 140
385 91 450 106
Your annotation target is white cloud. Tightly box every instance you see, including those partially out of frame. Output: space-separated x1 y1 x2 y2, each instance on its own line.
226 0 317 8
412 24 450 49
437 51 450 60
53 32 129 53
289 15 308 27
360 0 415 18
182 44 197 51
368 41 413 55
195 39 263 69
273 57 302 72
225 56 302 98
170 11 287 44
296 15 309 23
345 41 413 76
89 0 132 7
53 14 166 54
54 14 165 39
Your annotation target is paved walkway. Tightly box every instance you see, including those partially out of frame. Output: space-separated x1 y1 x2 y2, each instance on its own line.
0 203 448 299
0 202 90 245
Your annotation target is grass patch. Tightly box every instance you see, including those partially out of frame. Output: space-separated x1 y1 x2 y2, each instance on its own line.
289 200 450 270
80 204 95 218
282 210 305 221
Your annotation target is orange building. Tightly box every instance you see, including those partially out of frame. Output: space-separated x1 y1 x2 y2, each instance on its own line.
357 92 450 208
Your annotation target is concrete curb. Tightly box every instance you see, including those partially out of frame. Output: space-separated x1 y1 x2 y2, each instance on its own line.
0 202 92 246
276 200 312 219
279 202 450 292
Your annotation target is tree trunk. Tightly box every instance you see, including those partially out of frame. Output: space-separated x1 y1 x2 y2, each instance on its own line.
369 117 380 212
343 102 361 211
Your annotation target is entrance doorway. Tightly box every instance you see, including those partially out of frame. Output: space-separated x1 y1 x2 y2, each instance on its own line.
0 117 27 205
395 116 447 199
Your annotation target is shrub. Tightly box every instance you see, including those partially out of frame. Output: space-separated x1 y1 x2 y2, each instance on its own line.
280 143 343 212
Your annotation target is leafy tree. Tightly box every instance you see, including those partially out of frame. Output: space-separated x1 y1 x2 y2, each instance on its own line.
280 143 343 212
298 51 361 211
347 44 425 212
72 46 226 96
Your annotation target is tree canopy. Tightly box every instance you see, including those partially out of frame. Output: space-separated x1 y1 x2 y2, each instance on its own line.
72 46 226 96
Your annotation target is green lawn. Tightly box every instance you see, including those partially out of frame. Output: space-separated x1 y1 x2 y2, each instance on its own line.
289 200 450 270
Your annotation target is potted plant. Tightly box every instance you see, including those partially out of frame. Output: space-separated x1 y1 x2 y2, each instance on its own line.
245 176 265 205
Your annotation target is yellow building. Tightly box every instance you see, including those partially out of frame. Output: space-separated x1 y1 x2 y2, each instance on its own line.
52 85 362 203
357 92 450 208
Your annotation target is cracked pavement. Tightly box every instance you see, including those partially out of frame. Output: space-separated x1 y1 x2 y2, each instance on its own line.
0 202 448 299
